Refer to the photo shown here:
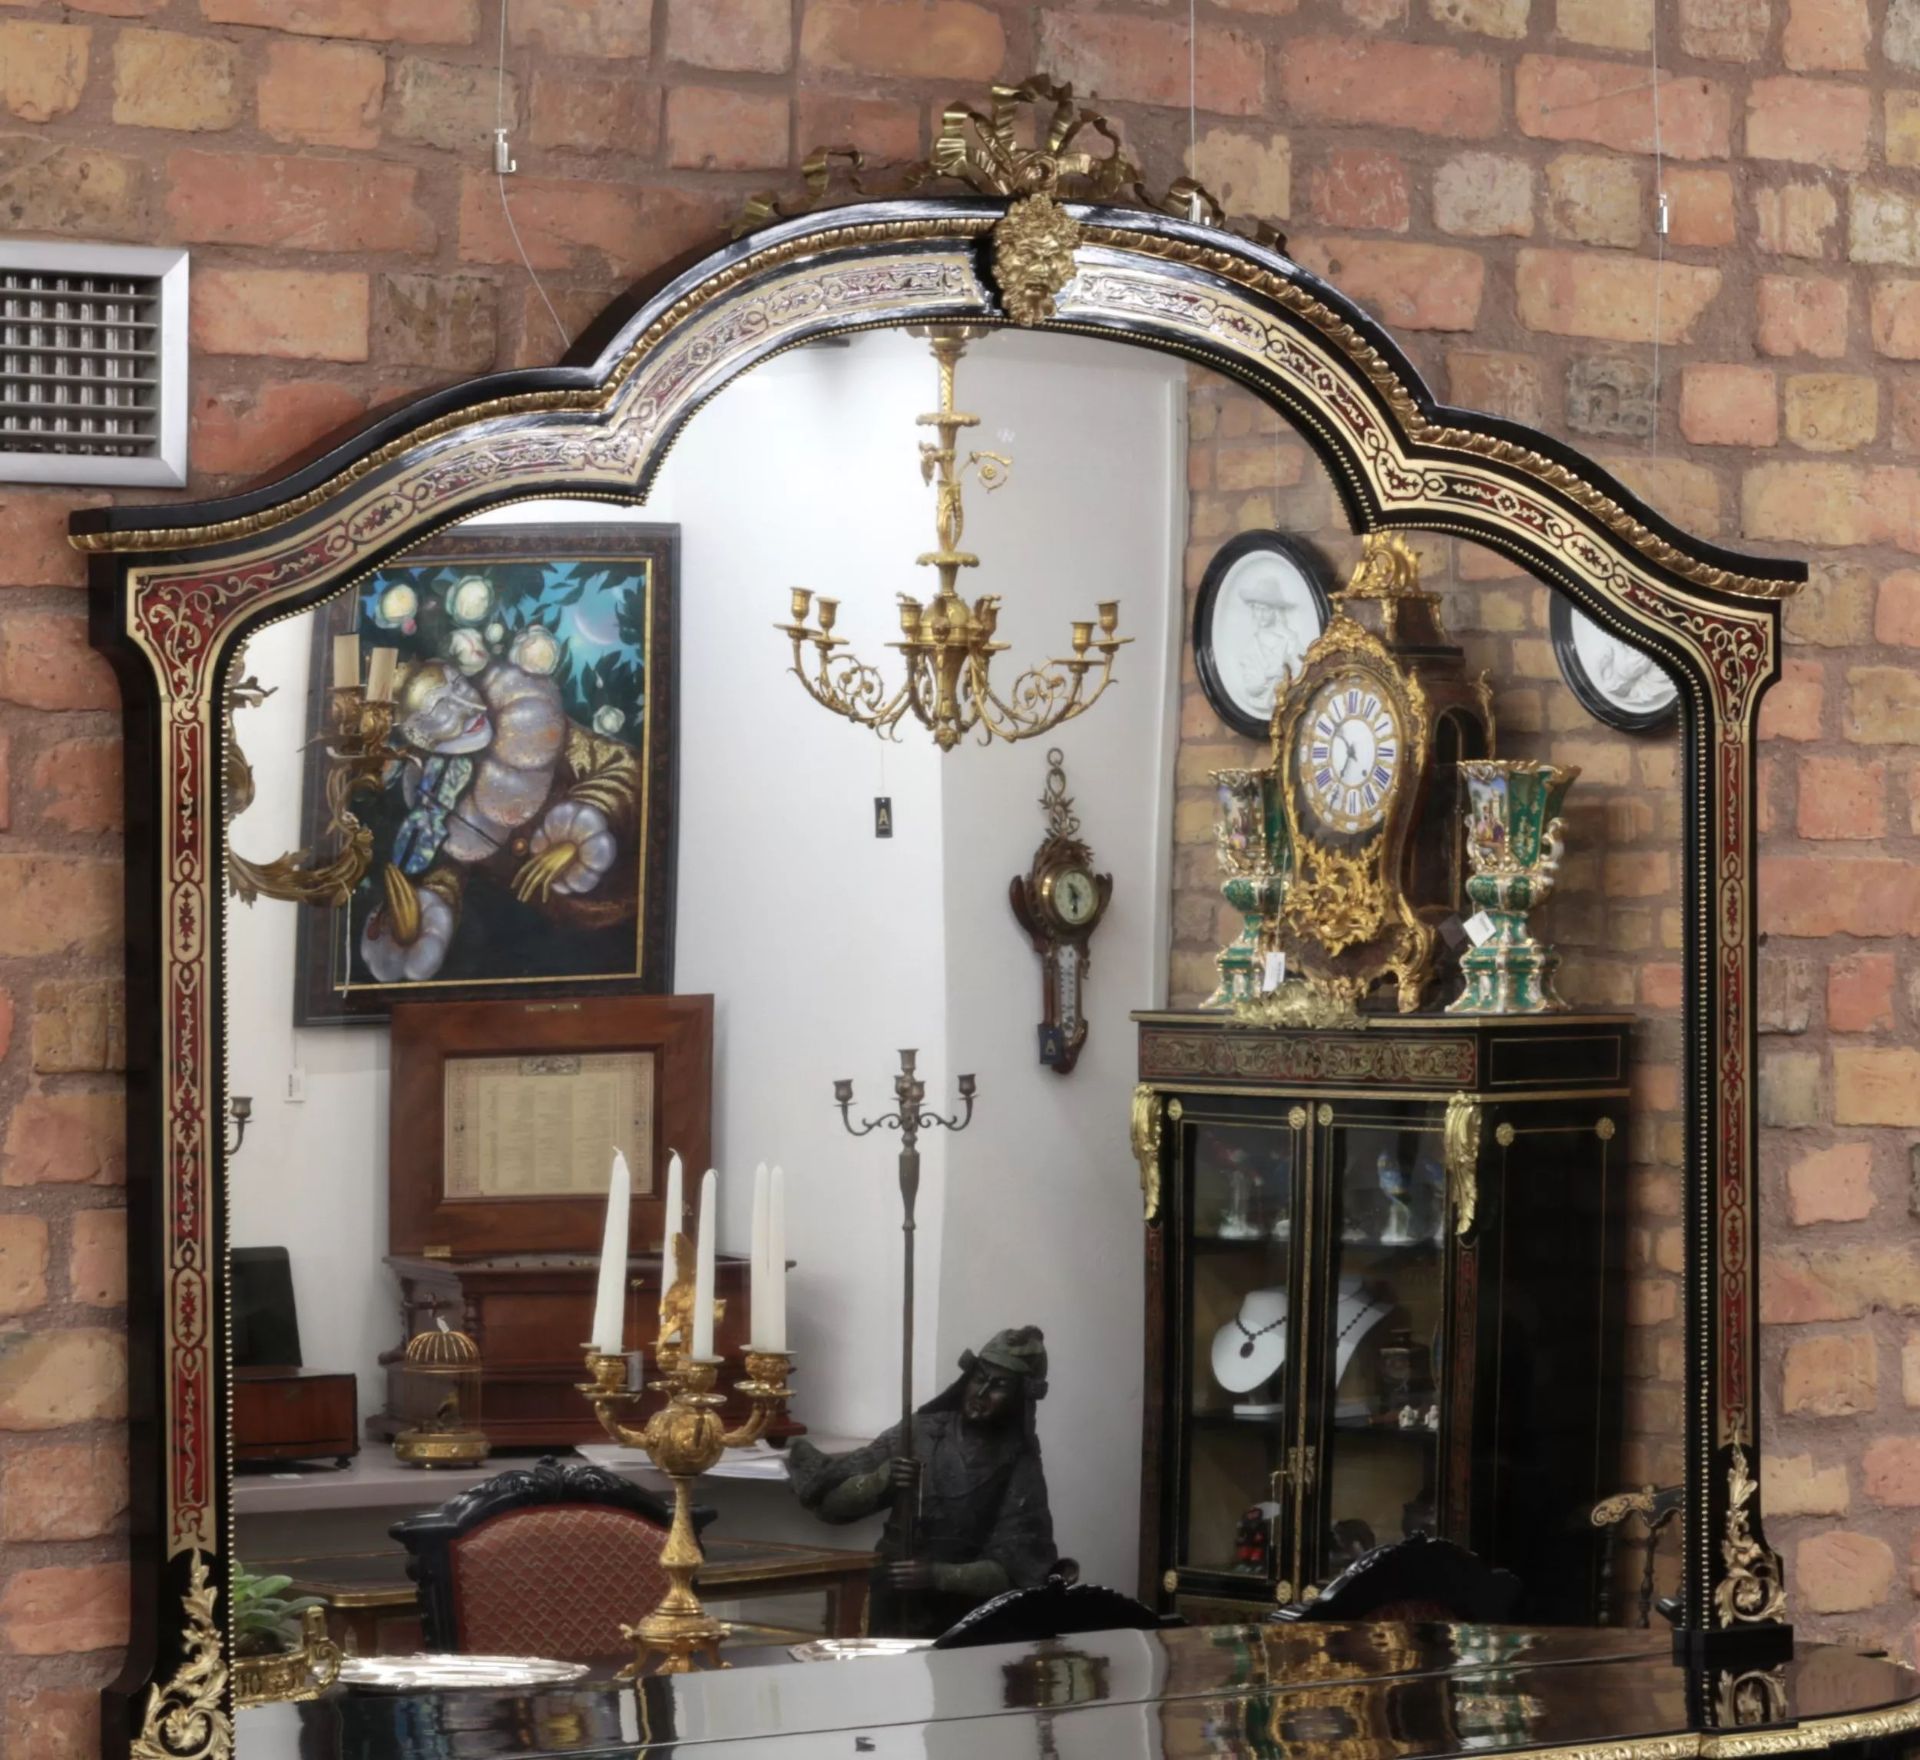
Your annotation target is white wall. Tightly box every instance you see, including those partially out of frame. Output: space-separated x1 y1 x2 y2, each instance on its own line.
227 329 1182 1592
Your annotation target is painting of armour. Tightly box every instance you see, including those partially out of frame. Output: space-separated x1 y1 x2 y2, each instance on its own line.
291 525 678 1025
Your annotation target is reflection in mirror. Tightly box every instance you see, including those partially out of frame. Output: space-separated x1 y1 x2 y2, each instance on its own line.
221 333 1682 1680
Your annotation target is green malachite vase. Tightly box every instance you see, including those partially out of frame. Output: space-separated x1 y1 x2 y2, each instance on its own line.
1207 766 1289 1007
1447 759 1580 1016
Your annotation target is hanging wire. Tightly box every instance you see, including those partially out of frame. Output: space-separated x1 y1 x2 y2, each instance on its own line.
1648 15 1666 458
496 0 571 356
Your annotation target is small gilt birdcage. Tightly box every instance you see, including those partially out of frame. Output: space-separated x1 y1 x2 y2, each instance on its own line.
392 1324 490 1468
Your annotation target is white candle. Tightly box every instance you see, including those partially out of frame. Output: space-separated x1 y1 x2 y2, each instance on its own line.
768 1163 787 1354
690 1167 718 1361
660 1151 683 1336
590 1148 631 1356
750 1162 769 1350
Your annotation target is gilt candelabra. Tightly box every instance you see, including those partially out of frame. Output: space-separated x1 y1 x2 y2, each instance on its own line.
578 1247 794 1676
776 326 1127 750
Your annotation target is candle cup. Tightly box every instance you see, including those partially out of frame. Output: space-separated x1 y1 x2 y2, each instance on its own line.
816 597 839 634
789 587 813 621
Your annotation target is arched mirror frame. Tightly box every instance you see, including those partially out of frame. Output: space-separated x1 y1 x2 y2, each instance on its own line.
77 88 1805 1755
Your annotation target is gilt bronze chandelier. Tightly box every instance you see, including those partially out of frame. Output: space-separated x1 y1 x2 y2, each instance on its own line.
776 326 1127 749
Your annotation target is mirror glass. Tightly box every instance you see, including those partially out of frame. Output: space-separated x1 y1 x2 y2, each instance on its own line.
221 327 1679 1665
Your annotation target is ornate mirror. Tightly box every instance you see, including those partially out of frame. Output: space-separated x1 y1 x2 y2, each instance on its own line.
80 80 1817 1759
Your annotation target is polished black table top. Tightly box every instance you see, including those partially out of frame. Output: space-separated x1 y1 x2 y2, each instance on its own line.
238 1622 1920 1758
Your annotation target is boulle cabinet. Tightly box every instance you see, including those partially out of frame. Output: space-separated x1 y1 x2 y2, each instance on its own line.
1134 1010 1627 1624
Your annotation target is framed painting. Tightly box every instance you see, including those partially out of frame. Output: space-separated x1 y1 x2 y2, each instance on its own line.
290 523 678 1024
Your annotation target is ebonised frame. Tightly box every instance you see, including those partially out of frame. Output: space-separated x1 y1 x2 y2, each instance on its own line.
80 102 1805 1759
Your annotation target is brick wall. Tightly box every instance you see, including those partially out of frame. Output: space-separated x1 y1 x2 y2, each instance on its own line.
0 0 1916 1729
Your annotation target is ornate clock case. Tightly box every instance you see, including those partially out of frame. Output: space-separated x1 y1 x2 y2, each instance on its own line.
79 75 1822 1758
1010 749 1112 1073
1273 536 1491 1013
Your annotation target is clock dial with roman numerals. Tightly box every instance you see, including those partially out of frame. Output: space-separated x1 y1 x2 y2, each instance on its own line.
1295 672 1404 836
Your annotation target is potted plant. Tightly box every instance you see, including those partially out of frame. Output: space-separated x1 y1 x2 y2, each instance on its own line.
231 1566 341 1704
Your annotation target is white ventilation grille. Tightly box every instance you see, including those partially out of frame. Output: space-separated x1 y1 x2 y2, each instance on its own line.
1 241 188 487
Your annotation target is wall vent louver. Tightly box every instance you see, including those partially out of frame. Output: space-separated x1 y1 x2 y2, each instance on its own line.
0 241 188 487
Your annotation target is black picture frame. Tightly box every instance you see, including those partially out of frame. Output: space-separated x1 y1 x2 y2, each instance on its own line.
1193 531 1336 741
1549 591 1679 735
288 522 679 1025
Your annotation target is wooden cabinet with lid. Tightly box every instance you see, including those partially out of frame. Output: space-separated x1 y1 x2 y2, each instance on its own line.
1132 1010 1628 1625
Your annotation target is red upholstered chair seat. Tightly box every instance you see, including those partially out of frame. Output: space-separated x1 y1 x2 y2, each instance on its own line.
449 1503 673 1662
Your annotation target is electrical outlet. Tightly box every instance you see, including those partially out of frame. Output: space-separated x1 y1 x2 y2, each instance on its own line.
286 1067 306 1103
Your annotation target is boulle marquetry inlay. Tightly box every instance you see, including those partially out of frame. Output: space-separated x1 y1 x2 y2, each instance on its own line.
1140 1029 1476 1087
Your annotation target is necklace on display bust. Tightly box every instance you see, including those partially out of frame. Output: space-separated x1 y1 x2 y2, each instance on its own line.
1211 1287 1289 1395
1233 1311 1286 1357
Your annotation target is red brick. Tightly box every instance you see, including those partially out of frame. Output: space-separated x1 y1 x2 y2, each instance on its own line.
192 267 370 361
1307 148 1409 232
1759 855 1920 937
0 488 107 589
1787 1142 1876 1223
2 1691 98 1760
1756 180 1840 258
0 137 148 237
1038 11 1263 115
257 38 384 148
666 86 790 171
1664 167 1736 248
665 0 791 71
1783 0 1871 70
0 20 89 123
795 92 919 162
31 981 123 1076
1280 36 1501 138
1828 950 1897 1031
199 0 477 42
68 1207 124 1307
1516 55 1731 160
0 1215 45 1319
1447 350 1543 423
1836 1047 1920 1124
509 0 650 56
528 70 661 155
28 737 122 835
1746 77 1870 171
0 612 115 711
800 0 1004 81
1756 274 1850 357
389 55 503 151
458 172 723 279
0 1330 125 1428
1 1092 125 1186
1871 279 1920 359
167 149 432 253
0 1565 128 1655
1877 569 1920 645
1292 238 1483 330
112 27 239 131
1798 754 1887 840
1798 1531 1894 1612
1784 1329 1878 1414
1679 364 1777 446
1682 0 1769 58
0 860 120 959
192 380 366 479
1517 250 1722 343
1865 1437 1920 1507
0 1440 127 1539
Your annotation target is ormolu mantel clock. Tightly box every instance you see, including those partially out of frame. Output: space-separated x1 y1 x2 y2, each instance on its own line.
1010 749 1112 1073
1271 535 1493 1014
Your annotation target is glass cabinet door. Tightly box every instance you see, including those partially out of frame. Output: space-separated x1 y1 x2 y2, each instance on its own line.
1172 1102 1307 1595
1306 1100 1452 1589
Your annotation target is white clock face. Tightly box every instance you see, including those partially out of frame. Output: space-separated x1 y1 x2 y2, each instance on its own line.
1053 869 1097 927
1296 674 1403 836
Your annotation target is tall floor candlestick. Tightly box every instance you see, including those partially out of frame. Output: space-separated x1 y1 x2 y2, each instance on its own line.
833 1053 976 1601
